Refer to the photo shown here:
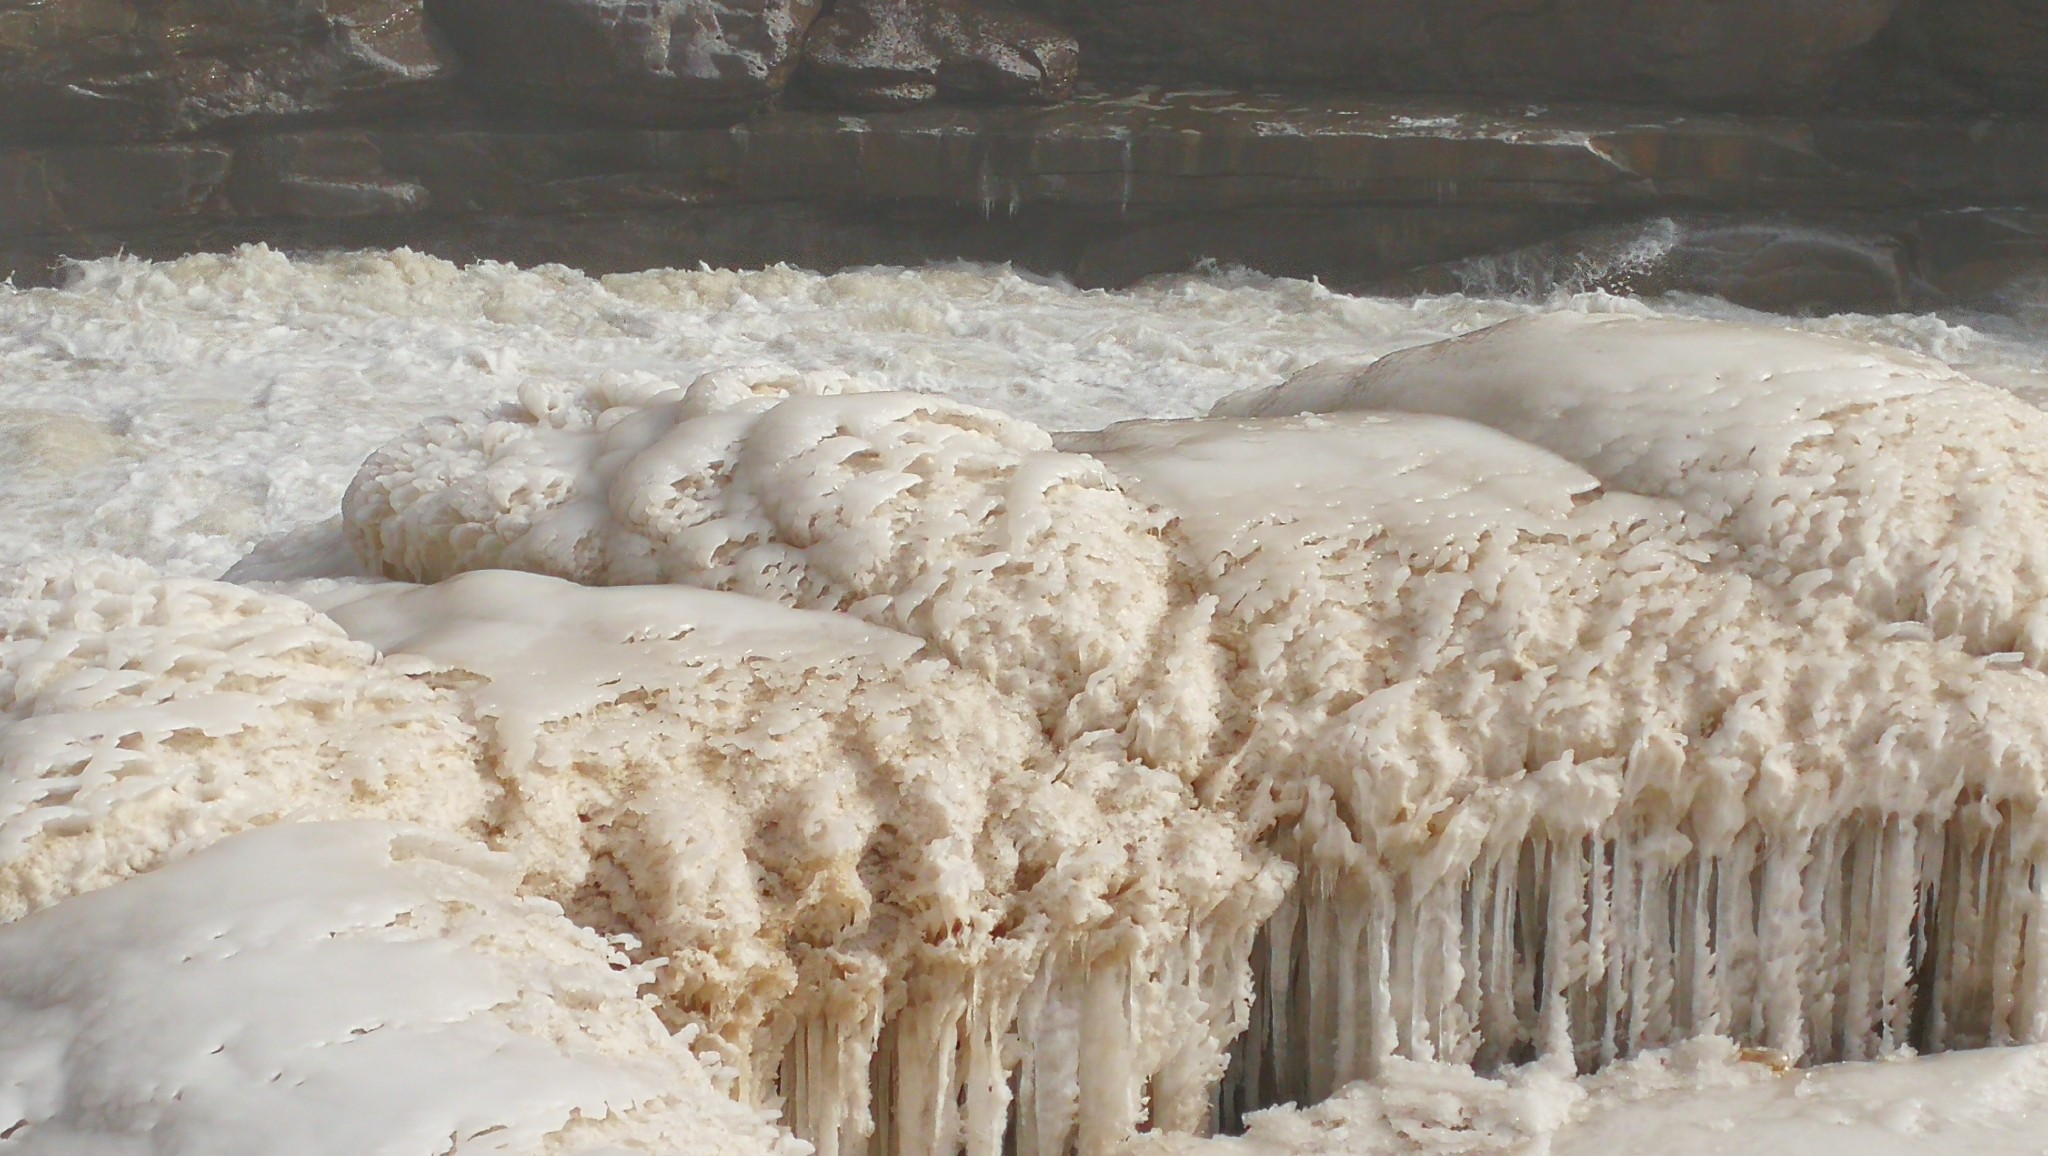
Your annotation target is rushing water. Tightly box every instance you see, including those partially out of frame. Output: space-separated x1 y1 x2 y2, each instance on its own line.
4 242 2047 577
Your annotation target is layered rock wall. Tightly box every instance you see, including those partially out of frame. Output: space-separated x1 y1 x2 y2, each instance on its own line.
5 93 2048 304
0 0 453 142
5 0 2048 147
4 0 2048 304
1016 0 1903 107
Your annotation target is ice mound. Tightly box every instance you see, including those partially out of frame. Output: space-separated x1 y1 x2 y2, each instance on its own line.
304 569 1285 1156
116 308 2048 1147
0 555 486 922
0 819 798 1156
1218 312 2048 666
342 369 1226 769
1070 412 2048 1106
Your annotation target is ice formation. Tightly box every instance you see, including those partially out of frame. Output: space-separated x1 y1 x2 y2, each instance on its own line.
0 554 486 921
0 542 1282 1156
340 352 2048 1120
301 570 1282 1156
0 819 798 1156
340 368 1228 770
1218 312 2048 667
20 272 2048 1156
1068 412 2048 1104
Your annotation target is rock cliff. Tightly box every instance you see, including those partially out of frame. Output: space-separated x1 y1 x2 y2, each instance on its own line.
3 0 2047 307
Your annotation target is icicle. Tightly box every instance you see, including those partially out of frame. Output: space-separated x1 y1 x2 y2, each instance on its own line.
1219 802 2048 1132
1076 951 1142 1156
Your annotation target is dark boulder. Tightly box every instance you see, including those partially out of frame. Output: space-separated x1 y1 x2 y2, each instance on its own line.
1649 224 1910 314
801 0 1077 109
1916 210 2048 300
0 0 451 143
425 0 823 124
1012 0 1903 106
1890 0 2048 109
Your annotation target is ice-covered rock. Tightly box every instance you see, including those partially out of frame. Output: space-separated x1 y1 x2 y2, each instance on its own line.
42 297 2048 1153
1 542 1284 1156
340 357 2048 1112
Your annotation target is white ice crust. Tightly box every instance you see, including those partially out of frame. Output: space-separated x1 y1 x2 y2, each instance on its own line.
1134 1039 2048 1156
302 569 924 767
1057 412 1599 559
0 820 797 1156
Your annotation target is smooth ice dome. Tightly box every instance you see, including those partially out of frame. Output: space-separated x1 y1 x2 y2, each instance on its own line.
0 820 797 1156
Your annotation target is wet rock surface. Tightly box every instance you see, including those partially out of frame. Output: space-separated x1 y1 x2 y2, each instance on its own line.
0 0 451 143
3 92 2047 309
1890 0 2048 110
1657 225 1910 312
0 143 233 233
801 0 1078 109
1380 220 1914 314
1013 0 1902 107
423 0 824 124
1916 210 2048 298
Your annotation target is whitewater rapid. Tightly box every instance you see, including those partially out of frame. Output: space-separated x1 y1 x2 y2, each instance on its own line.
5 244 2047 578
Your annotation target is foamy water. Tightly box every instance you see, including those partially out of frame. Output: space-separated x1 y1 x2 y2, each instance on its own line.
6 243 2047 576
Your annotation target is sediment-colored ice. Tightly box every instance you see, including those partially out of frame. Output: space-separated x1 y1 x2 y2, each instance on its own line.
0 554 487 921
342 358 2048 1124
1069 411 2048 1107
304 569 1284 1156
342 369 1228 773
1219 312 2048 666
19 271 2048 1156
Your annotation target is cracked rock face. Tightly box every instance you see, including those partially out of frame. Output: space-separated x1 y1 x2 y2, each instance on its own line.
424 0 825 124
801 0 1078 109
1014 0 1903 105
0 0 452 143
